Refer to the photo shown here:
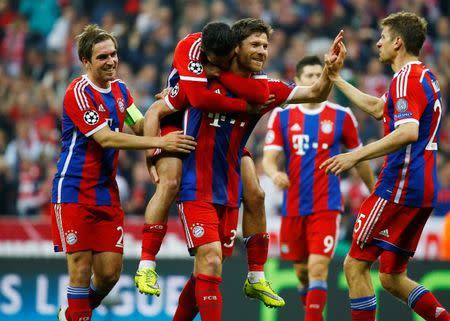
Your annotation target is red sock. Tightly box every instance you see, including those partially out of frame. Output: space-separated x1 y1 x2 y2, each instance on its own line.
67 287 92 321
141 223 167 260
411 291 449 321
305 288 327 321
245 232 269 271
351 310 376 321
173 275 198 321
195 274 222 321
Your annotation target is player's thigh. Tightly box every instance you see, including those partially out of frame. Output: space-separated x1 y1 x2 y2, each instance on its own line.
66 250 93 284
240 154 263 200
92 251 123 282
279 216 307 261
307 211 341 257
155 154 183 182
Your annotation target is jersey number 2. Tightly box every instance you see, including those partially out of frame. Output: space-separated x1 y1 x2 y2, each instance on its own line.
425 99 442 151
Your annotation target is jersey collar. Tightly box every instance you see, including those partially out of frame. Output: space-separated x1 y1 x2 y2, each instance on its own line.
296 101 327 115
82 74 112 93
393 61 422 78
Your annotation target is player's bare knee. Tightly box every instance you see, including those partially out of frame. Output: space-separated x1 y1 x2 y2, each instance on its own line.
197 246 222 275
243 186 265 210
379 273 402 296
308 261 329 280
97 268 121 289
159 177 180 197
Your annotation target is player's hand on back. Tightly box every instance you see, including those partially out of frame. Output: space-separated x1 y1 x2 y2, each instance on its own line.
203 62 222 78
246 94 276 114
159 130 197 153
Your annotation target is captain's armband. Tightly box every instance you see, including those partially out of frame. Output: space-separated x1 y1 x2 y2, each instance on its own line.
124 104 144 126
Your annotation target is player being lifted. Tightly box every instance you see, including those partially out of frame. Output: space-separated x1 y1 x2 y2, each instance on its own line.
145 18 346 321
321 11 449 321
51 25 196 321
262 55 374 321
134 21 285 308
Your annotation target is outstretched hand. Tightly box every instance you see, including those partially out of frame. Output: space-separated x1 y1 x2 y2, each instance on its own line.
271 171 290 190
154 87 171 100
319 151 358 175
159 130 197 153
324 30 346 78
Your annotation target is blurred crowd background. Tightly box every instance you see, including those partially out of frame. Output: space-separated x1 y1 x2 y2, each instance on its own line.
0 0 448 241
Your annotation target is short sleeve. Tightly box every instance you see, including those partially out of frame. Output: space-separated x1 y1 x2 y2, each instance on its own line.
164 83 188 111
262 80 298 113
264 107 284 151
63 86 108 137
391 76 427 128
341 108 362 151
173 35 207 83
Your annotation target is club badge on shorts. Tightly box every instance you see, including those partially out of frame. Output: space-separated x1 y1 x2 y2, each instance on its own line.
191 223 205 238
65 230 78 245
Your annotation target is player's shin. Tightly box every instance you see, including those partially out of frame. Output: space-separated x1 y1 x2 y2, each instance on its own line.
244 232 269 281
173 274 199 321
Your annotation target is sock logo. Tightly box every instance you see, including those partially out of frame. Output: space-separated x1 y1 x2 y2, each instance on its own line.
435 307 445 318
78 318 90 321
203 295 218 301
308 304 320 309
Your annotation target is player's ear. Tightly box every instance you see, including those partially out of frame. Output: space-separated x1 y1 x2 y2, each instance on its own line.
394 36 403 51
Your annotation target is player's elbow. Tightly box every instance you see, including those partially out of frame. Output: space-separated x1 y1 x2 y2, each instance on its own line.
371 100 385 120
372 109 384 121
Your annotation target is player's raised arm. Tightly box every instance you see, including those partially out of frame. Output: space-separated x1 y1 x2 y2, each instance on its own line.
332 74 385 120
285 31 346 104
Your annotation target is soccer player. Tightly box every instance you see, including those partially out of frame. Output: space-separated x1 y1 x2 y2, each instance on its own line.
262 55 375 321
135 21 284 307
320 12 449 321
145 18 346 321
50 24 196 321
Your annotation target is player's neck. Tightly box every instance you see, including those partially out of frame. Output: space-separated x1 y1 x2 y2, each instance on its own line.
391 52 420 73
230 60 252 77
302 103 321 110
86 72 111 89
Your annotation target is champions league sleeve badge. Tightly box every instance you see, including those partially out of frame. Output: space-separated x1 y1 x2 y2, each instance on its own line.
83 110 100 125
187 61 203 75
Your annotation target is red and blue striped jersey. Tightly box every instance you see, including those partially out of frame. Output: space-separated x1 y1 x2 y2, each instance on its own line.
167 78 297 207
264 102 361 216
51 75 134 206
374 61 442 208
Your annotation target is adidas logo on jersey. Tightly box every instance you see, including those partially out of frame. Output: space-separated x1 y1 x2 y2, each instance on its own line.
435 307 445 318
290 123 301 131
379 229 389 238
98 104 106 112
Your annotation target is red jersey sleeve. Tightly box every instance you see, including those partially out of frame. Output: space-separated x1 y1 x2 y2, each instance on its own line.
164 83 188 112
341 108 362 151
173 33 247 113
261 79 298 113
218 71 270 104
264 107 284 151
63 84 108 137
391 75 427 128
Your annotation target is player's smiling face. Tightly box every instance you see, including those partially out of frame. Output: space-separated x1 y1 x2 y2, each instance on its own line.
85 39 118 88
377 27 396 64
236 32 268 72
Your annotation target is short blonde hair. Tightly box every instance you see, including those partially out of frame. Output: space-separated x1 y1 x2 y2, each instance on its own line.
76 24 117 62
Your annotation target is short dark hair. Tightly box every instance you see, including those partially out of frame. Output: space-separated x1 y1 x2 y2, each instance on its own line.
296 55 323 77
380 11 427 56
201 22 237 56
76 24 117 62
231 18 273 44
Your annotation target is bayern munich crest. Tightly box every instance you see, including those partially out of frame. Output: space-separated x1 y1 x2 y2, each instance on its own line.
65 230 78 245
320 120 333 134
192 223 205 238
170 83 180 97
117 98 125 113
83 110 99 125
265 130 275 144
188 61 203 74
